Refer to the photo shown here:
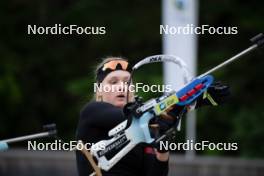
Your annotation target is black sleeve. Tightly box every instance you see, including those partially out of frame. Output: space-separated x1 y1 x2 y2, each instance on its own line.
76 150 93 176
76 101 127 176
79 101 126 129
143 147 169 176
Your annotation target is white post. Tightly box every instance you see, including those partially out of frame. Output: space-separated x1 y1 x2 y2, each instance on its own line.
162 0 198 159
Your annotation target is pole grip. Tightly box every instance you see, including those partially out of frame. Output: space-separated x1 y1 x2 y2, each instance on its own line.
43 123 57 137
250 33 264 48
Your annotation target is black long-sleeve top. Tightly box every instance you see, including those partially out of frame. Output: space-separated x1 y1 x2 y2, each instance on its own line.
76 101 168 176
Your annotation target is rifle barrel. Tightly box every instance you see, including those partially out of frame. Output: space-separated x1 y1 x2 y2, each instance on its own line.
198 44 258 78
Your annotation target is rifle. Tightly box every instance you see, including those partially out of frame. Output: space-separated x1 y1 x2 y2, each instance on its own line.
86 33 264 176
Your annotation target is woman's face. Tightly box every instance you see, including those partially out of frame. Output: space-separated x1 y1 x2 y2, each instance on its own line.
99 70 132 108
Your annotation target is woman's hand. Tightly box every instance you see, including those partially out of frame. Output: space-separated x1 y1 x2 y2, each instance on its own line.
196 81 230 107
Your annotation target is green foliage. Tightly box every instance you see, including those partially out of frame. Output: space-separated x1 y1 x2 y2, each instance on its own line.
196 0 264 158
